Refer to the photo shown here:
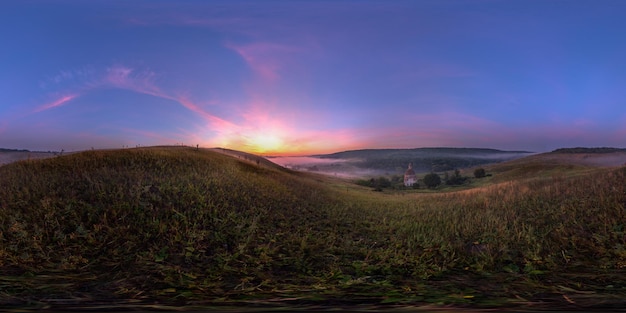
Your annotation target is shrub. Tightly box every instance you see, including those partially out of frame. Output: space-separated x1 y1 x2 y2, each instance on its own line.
423 173 441 188
474 168 486 178
445 169 467 185
375 176 391 189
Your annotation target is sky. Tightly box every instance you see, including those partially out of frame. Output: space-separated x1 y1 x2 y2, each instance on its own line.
1 0 625 155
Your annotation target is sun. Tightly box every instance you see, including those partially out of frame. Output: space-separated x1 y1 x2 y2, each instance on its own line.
248 132 284 154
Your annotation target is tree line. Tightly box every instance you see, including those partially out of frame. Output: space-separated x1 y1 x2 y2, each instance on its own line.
356 167 489 190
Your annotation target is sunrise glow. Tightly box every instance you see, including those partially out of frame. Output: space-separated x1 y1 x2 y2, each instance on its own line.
1 1 625 153
247 132 284 154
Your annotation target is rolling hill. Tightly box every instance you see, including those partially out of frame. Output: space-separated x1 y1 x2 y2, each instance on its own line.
1 146 625 310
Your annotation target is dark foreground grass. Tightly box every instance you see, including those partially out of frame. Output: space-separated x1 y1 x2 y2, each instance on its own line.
1 147 625 311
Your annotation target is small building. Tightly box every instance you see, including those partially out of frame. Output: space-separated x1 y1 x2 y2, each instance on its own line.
404 163 417 187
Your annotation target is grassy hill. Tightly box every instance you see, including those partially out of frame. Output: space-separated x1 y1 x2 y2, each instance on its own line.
1 147 625 310
484 150 626 182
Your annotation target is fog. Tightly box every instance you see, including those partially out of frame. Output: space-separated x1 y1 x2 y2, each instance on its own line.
268 156 389 178
267 151 536 179
0 151 57 166
451 152 536 161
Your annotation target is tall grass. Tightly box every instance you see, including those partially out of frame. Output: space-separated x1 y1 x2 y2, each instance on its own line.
1 147 625 308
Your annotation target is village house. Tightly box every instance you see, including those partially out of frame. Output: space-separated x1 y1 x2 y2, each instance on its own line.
404 163 417 187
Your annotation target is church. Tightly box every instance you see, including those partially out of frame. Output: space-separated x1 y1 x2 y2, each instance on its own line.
404 163 417 187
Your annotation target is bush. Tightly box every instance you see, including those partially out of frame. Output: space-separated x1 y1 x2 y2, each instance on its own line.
423 173 441 188
445 169 467 185
474 168 486 178
356 177 392 190
375 176 391 189
355 179 373 187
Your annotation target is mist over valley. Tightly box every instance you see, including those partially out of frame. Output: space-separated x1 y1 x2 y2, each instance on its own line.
271 147 534 178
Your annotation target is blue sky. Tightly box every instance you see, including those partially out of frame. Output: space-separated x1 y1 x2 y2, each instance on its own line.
1 0 625 154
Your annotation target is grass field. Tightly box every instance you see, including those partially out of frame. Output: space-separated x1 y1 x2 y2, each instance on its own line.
1 146 625 310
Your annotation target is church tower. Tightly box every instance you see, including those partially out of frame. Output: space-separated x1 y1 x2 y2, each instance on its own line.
404 163 417 187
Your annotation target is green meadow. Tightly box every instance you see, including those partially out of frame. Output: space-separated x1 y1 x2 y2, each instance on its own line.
1 146 625 310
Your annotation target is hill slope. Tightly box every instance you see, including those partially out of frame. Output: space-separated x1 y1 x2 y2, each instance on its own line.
485 150 626 182
0 147 381 306
1 146 625 310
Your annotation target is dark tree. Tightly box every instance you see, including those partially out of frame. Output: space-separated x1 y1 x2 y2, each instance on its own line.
446 169 467 185
474 168 486 178
390 175 402 184
423 173 441 189
375 176 391 189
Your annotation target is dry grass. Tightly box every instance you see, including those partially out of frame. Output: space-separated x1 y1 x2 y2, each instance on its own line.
1 146 625 310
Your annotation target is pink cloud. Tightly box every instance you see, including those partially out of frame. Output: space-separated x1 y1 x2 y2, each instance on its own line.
32 64 356 155
182 99 366 155
33 65 241 143
35 66 162 113
291 128 366 154
98 67 259 149
35 93 79 112
176 97 237 131
98 66 240 137
214 125 362 156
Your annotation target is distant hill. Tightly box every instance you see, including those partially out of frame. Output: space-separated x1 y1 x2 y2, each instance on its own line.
551 147 626 154
313 147 532 173
0 148 29 152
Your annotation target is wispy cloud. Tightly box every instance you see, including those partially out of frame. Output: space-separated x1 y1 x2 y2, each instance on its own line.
35 65 218 120
176 96 237 131
39 66 96 90
31 64 293 152
52 70 75 83
225 41 300 81
35 94 79 112
34 65 159 113
104 65 161 94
